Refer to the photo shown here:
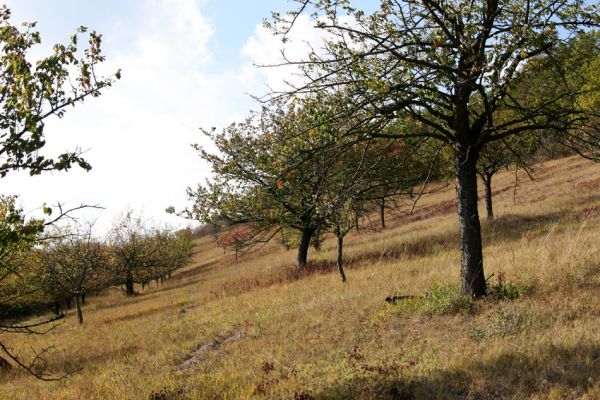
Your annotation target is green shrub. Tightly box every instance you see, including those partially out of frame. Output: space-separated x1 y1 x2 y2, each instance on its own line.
420 283 477 316
374 283 477 320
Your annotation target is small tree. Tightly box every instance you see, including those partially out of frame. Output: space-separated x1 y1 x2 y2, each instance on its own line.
109 213 191 296
39 223 111 325
186 97 357 268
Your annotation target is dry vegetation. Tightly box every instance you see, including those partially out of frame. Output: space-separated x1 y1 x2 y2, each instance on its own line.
1 155 600 399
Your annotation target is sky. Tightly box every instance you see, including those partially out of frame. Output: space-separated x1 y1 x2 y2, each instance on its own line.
1 0 334 232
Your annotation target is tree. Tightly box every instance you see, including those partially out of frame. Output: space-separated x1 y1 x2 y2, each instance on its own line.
186 97 360 268
266 0 599 297
477 134 540 220
109 212 191 296
0 6 119 177
0 5 117 376
39 223 111 325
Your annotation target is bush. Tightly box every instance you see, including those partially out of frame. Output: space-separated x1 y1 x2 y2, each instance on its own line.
419 283 477 316
374 283 477 320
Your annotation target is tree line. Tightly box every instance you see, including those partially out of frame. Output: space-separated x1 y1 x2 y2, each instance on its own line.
1 205 193 326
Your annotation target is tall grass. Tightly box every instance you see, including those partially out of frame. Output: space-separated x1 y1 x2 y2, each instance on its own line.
1 155 599 399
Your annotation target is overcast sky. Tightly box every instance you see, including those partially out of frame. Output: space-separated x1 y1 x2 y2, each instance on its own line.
1 0 332 232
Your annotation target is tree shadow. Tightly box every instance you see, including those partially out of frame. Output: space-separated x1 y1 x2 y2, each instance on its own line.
313 342 600 399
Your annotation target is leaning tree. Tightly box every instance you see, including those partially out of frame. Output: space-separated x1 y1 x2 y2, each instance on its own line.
265 0 600 297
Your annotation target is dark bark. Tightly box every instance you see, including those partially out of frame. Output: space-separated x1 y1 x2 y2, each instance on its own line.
483 173 494 220
337 235 347 283
125 270 135 296
81 293 86 305
380 198 386 229
75 295 83 325
53 301 62 316
297 227 315 268
455 146 487 298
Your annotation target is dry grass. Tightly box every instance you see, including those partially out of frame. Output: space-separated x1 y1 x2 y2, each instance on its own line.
1 155 600 399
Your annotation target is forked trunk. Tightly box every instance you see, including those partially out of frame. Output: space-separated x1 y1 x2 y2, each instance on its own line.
455 146 487 298
483 173 494 220
337 235 347 283
75 294 84 325
297 227 314 268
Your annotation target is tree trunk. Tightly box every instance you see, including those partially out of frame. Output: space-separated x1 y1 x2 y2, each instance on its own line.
455 146 487 298
337 235 347 283
53 301 62 316
81 293 86 305
483 173 494 220
75 295 84 325
297 227 314 268
380 199 386 229
125 270 135 296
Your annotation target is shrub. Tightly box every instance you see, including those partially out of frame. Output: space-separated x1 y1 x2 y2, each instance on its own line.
374 283 477 320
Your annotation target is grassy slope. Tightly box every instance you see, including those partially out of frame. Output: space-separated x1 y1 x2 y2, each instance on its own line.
1 155 600 400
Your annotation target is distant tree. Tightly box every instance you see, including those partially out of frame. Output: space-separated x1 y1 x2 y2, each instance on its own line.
266 0 599 297
109 212 191 296
38 223 111 325
477 134 541 220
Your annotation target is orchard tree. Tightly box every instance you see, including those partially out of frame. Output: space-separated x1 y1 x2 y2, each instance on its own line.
0 6 119 177
186 96 364 268
266 0 599 297
39 223 111 325
477 134 540 220
109 212 191 296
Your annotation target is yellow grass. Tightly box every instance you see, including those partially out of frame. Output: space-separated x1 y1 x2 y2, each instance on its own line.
1 155 600 399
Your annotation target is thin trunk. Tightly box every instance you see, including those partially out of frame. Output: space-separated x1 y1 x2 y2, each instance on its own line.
75 295 84 325
380 199 386 229
455 146 487 298
297 227 314 268
337 235 347 283
483 173 494 220
81 293 86 305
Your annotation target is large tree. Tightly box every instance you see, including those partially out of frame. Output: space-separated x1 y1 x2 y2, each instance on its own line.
266 0 599 297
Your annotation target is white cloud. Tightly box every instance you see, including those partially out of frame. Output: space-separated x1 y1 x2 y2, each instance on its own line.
3 0 228 233
2 1 339 235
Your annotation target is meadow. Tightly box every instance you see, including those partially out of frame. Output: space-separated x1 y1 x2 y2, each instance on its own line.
1 154 599 399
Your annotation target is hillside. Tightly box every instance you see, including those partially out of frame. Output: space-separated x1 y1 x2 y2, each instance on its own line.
1 154 600 399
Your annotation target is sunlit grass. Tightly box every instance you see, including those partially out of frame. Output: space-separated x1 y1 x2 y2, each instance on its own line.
1 155 600 399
